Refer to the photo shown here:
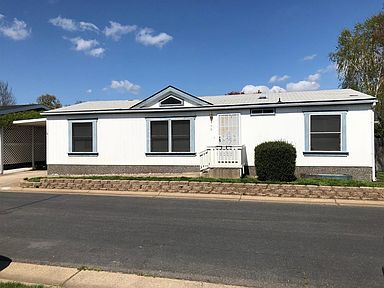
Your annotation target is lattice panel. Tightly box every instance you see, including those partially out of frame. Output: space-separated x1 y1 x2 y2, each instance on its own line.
3 126 46 165
34 126 46 162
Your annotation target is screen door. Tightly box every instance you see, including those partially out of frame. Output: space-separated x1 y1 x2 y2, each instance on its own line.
218 113 240 145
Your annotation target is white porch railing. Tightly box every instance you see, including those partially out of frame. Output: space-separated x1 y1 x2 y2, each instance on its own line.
199 145 246 171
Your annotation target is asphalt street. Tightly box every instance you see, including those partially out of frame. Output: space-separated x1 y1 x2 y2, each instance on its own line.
0 192 383 287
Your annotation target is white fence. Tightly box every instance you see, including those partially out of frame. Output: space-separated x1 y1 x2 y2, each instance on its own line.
199 145 245 171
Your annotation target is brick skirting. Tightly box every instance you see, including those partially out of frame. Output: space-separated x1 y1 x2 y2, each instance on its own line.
21 178 384 201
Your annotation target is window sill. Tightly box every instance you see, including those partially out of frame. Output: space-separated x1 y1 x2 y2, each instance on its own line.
303 151 349 157
146 152 196 156
68 152 99 157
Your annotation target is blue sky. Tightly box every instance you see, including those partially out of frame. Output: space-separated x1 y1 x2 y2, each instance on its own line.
0 0 382 105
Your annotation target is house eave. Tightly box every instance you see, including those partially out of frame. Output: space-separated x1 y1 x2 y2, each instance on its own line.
41 99 376 116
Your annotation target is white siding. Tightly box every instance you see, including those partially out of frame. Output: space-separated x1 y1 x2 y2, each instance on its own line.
47 104 375 169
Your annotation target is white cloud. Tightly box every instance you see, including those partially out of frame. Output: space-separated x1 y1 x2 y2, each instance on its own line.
270 86 286 93
135 28 173 47
79 21 99 32
69 37 98 51
88 47 105 57
241 85 285 94
67 37 105 57
269 75 290 83
49 16 99 32
317 64 336 74
103 21 136 41
107 80 140 94
0 16 31 40
241 85 269 94
307 73 321 82
86 89 92 93
303 54 317 61
49 16 77 31
286 80 320 92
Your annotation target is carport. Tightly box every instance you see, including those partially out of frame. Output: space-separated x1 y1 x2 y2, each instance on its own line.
0 105 47 174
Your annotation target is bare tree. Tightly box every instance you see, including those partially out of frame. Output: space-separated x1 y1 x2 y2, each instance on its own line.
0 81 16 106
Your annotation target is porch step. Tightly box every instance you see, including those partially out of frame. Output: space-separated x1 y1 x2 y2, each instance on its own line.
200 167 243 179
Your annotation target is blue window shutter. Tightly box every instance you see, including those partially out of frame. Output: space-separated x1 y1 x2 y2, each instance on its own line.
92 120 97 153
190 118 195 152
68 121 72 153
304 113 309 151
146 119 151 153
341 112 347 152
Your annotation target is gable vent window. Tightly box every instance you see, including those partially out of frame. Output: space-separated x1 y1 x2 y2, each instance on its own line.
250 108 275 116
160 96 183 107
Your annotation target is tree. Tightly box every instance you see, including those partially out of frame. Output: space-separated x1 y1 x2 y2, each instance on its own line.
36 94 62 109
0 80 16 106
330 12 384 137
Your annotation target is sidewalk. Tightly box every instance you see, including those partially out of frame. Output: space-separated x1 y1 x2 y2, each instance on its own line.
0 262 244 288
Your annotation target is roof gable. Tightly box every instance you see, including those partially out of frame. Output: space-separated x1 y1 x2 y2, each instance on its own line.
131 86 212 109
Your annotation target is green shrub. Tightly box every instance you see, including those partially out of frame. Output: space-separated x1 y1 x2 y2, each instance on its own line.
0 111 44 127
254 141 296 181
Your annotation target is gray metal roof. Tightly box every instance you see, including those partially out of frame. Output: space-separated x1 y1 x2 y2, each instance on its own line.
199 89 375 106
0 104 48 116
48 100 140 113
43 88 375 115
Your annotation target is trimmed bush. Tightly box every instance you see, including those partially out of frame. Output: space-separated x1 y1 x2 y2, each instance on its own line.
254 141 297 181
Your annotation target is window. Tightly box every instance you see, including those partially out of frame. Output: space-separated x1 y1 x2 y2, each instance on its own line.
150 121 168 152
250 108 275 115
147 118 194 154
304 112 347 154
160 96 183 107
310 115 340 151
69 120 97 154
172 120 190 152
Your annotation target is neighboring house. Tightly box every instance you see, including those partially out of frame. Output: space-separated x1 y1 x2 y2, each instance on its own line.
0 104 48 173
42 86 376 180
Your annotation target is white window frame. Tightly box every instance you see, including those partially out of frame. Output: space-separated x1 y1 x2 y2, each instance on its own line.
146 117 195 154
304 111 347 155
68 119 98 155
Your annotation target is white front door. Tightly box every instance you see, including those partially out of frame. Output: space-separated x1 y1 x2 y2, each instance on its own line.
218 113 240 145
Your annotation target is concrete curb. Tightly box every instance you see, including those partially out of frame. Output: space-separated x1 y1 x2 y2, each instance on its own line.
1 187 384 207
0 262 244 288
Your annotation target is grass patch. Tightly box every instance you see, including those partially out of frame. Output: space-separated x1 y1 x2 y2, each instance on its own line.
0 283 45 288
25 172 384 188
26 177 42 182
77 265 102 272
294 177 383 187
376 171 384 182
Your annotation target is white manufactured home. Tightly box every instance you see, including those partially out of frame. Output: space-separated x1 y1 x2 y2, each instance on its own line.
42 86 376 180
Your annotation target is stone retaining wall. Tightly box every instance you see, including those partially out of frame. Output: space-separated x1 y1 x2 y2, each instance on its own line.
21 178 384 201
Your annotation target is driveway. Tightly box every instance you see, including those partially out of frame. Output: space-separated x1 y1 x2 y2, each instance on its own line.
0 192 383 287
0 169 47 190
